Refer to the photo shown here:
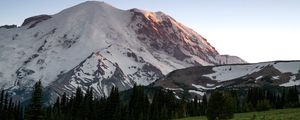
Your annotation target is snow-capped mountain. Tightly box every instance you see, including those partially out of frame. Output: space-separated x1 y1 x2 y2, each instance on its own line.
0 1 245 101
153 61 300 97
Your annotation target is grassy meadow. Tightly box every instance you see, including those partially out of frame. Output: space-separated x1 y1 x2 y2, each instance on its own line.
177 108 300 120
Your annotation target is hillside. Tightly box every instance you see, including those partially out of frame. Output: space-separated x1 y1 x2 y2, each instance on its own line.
153 61 300 97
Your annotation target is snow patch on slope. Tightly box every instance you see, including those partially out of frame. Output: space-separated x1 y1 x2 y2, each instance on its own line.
203 61 300 84
280 75 300 87
188 90 204 96
203 63 271 81
274 62 300 74
192 84 221 90
166 87 184 91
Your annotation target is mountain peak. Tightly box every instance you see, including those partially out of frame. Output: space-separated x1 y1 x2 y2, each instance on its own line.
0 1 247 103
129 8 167 18
54 1 120 18
77 1 115 9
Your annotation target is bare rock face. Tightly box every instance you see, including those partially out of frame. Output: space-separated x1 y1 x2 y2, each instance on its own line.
129 9 245 65
129 9 219 64
21 15 52 28
0 25 17 29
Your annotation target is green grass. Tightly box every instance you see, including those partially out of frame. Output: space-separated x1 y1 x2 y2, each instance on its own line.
177 108 300 120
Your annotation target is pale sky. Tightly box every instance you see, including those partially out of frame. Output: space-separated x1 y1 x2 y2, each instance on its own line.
0 0 299 63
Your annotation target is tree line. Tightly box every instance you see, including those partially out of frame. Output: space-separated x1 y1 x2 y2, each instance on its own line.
0 89 23 120
195 86 300 120
0 81 299 120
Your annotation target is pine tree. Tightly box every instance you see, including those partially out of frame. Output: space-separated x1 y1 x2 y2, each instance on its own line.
223 92 234 118
190 95 198 116
128 85 149 120
179 96 188 118
256 99 271 111
207 91 234 120
150 92 160 120
274 93 284 109
72 87 83 120
25 80 44 120
16 101 23 120
87 88 95 120
286 86 299 107
0 90 4 118
60 92 67 114
7 97 14 119
3 92 9 115
104 86 121 120
201 94 208 115
53 97 61 119
0 90 4 110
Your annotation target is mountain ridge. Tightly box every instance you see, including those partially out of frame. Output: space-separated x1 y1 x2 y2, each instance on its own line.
153 60 300 98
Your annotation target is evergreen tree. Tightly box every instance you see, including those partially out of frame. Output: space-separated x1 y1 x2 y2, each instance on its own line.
60 92 67 114
223 92 235 119
191 96 199 116
207 91 234 120
286 86 299 107
128 85 150 120
25 80 44 120
72 87 83 120
256 99 271 111
3 92 9 116
7 97 14 119
275 94 284 109
0 90 4 111
104 86 121 120
0 90 4 118
201 94 208 115
179 96 188 118
95 97 106 119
